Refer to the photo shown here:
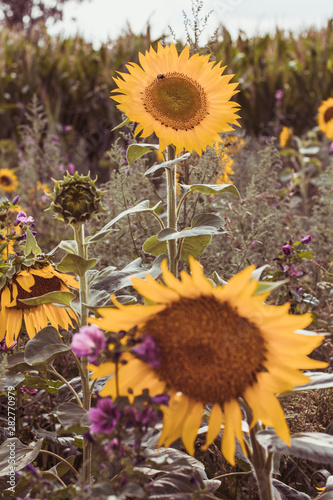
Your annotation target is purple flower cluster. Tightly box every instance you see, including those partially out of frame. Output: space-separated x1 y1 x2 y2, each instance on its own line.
89 398 121 434
131 334 161 369
71 325 106 364
15 211 34 225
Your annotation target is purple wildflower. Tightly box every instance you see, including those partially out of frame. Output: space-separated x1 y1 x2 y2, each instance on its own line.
150 393 170 406
68 163 75 174
15 211 34 225
301 234 312 244
275 89 284 100
12 195 19 205
131 334 161 369
71 325 106 363
282 243 291 256
89 398 121 434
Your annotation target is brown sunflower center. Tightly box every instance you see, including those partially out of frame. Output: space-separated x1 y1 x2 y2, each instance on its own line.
14 274 62 310
143 73 208 131
0 175 12 186
324 106 333 123
142 296 267 404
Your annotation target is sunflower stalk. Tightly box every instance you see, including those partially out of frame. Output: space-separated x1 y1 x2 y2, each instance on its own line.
166 145 178 276
249 423 275 500
72 221 92 487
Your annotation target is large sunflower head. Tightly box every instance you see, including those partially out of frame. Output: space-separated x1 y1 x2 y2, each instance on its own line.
89 258 326 465
111 43 240 156
0 259 78 347
0 169 19 193
318 97 333 140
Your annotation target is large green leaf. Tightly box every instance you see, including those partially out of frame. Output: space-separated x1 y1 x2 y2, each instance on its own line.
142 234 211 262
256 430 333 464
22 374 63 394
58 240 77 254
91 256 164 295
55 402 90 427
24 327 71 365
126 143 159 166
24 227 42 257
180 182 240 198
180 234 212 263
0 438 43 477
85 228 117 244
144 152 191 176
157 213 225 241
19 291 76 307
56 253 97 277
100 200 162 232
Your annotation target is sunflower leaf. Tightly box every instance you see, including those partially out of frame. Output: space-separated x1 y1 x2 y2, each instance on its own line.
127 143 159 166
24 227 42 257
100 200 162 232
85 228 117 244
24 326 71 365
56 253 97 277
58 239 78 254
254 280 288 295
256 429 333 464
180 182 241 198
0 438 43 477
292 371 333 391
272 479 311 499
55 402 90 427
111 116 131 131
142 234 211 262
144 152 191 176
158 226 225 241
19 291 75 307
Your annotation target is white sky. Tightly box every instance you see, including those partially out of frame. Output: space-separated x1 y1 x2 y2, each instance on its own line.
48 0 333 46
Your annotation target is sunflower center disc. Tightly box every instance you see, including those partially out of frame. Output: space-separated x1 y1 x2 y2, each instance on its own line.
144 73 208 131
143 296 267 404
14 274 62 310
1 175 11 186
324 107 333 123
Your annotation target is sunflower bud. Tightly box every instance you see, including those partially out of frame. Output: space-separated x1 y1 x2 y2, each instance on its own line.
47 172 104 225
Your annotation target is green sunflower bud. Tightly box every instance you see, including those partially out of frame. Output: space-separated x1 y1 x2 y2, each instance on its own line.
47 171 104 225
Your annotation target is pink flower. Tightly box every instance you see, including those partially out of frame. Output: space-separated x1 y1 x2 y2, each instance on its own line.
71 325 106 364
89 398 121 434
68 163 75 174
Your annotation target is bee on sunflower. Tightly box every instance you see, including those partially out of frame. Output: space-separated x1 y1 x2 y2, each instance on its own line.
111 42 240 156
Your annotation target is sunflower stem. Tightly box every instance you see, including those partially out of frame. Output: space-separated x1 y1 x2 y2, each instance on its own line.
166 145 178 276
73 222 92 488
249 423 275 500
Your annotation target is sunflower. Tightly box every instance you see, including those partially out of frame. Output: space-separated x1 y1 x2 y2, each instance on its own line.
111 43 240 156
0 169 19 193
279 126 292 148
0 264 78 347
89 258 326 465
318 97 333 140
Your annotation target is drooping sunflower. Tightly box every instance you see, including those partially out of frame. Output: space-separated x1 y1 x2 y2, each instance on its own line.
318 97 333 139
0 263 78 347
0 169 19 193
111 43 240 156
89 258 326 465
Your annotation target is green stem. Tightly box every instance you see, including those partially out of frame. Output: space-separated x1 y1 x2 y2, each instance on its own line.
73 222 92 487
166 145 178 276
45 367 83 407
249 423 274 500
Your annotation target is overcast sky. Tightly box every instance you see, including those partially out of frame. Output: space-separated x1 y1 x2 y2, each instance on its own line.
48 0 333 46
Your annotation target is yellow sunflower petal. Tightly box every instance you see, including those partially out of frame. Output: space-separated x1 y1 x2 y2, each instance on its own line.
222 399 244 466
159 393 190 448
131 273 179 304
16 272 35 291
5 308 22 346
181 400 204 455
23 309 37 338
202 403 223 450
90 303 166 332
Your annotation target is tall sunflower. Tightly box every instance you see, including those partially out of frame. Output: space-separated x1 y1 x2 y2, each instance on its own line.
0 169 19 193
89 258 326 465
318 97 333 140
0 263 78 347
111 43 240 156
